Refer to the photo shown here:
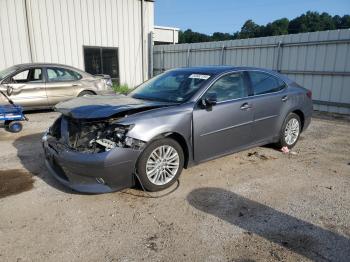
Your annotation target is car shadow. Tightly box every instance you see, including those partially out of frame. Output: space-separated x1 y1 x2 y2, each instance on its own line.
13 132 76 194
23 108 53 114
187 187 350 262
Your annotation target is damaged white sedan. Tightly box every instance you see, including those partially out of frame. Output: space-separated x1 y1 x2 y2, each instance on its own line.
43 66 312 193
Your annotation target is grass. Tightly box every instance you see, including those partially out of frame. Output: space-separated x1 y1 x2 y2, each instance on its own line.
113 84 130 95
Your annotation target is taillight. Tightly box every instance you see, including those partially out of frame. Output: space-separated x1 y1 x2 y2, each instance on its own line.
306 90 312 99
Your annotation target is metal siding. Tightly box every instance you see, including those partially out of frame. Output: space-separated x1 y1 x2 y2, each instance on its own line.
0 0 153 87
154 29 350 114
0 0 31 68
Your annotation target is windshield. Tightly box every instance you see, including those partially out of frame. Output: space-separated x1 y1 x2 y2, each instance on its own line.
129 71 212 103
0 66 18 81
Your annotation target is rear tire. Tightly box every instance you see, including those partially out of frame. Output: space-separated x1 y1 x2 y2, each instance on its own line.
136 138 184 192
276 113 301 149
78 90 95 97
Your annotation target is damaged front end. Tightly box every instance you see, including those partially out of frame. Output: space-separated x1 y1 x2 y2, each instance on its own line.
42 115 145 193
53 116 146 153
42 94 177 193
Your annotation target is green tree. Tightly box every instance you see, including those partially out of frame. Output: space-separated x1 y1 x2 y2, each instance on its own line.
340 15 350 28
333 15 343 28
179 29 211 43
238 20 261 39
288 11 336 33
211 32 234 41
177 11 350 44
264 18 289 36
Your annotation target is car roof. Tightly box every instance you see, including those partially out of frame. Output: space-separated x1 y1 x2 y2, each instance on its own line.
170 66 292 83
11 63 91 76
172 65 273 74
15 62 73 68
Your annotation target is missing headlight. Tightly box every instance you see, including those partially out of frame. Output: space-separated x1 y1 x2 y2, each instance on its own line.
124 137 146 150
64 118 144 153
91 136 145 152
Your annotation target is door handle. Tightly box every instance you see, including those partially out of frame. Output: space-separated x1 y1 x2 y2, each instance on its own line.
72 84 80 87
282 95 288 102
240 103 252 110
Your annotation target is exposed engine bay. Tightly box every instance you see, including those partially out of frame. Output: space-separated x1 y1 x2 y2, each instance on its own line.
50 116 145 153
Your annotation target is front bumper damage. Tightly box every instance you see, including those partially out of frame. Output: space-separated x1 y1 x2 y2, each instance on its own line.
42 132 142 194
43 96 174 193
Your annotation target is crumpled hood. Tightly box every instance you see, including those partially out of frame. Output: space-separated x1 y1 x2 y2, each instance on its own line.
54 95 175 119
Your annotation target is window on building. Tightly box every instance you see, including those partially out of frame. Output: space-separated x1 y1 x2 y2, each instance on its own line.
84 47 119 84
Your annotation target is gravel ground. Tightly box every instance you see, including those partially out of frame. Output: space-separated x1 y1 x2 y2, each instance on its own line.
0 111 349 262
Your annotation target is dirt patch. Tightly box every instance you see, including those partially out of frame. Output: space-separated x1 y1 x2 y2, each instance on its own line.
247 151 277 160
0 112 350 261
0 169 34 198
145 234 159 251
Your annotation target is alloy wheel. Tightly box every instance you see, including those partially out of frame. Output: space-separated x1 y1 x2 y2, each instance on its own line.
146 145 180 185
284 118 300 145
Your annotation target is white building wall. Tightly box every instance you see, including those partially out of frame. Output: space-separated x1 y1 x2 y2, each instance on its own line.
154 26 179 44
0 0 154 87
0 0 32 68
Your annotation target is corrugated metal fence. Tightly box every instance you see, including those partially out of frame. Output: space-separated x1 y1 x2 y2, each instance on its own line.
153 29 350 114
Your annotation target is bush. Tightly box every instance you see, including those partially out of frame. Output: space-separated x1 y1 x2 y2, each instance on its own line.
113 84 130 94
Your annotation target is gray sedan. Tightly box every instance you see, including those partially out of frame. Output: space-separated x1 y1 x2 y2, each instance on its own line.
0 63 113 109
42 66 312 193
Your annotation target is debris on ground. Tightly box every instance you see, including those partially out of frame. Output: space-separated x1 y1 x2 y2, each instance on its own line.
247 151 275 160
281 146 290 154
281 146 298 155
145 235 158 251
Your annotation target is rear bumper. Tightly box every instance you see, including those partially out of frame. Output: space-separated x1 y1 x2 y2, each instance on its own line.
302 103 313 132
42 133 141 193
303 114 312 131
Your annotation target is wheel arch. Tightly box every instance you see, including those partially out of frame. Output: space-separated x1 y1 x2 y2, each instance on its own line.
78 89 96 96
291 109 305 131
150 132 190 168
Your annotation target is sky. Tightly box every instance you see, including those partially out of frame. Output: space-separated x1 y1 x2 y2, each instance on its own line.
155 0 350 35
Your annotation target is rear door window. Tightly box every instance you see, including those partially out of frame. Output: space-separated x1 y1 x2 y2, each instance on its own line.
46 67 81 82
249 71 285 95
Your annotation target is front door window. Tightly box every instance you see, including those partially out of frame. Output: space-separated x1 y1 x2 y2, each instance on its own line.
6 68 43 83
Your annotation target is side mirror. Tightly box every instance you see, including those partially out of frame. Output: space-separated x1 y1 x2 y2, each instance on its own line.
202 93 217 108
6 85 13 96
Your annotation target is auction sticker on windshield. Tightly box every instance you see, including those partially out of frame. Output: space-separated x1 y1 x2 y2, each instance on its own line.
189 74 211 80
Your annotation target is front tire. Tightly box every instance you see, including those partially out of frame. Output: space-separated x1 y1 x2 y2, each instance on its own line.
277 113 301 149
136 138 184 192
